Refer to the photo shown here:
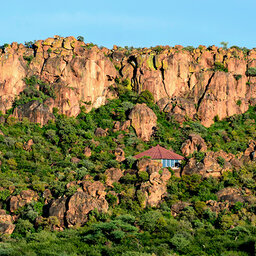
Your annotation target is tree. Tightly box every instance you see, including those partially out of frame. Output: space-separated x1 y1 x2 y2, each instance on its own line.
77 36 84 42
220 41 228 50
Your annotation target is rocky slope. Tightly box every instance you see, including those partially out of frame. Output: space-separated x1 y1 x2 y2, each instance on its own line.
1 36 256 126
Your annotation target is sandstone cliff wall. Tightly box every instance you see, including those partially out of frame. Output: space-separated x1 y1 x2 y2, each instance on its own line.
1 36 256 126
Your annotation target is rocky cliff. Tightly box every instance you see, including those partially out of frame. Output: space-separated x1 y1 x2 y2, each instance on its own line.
1 36 256 126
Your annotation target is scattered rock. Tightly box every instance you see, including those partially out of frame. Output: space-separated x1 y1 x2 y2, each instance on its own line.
114 148 125 162
9 190 38 212
83 147 91 157
95 127 108 137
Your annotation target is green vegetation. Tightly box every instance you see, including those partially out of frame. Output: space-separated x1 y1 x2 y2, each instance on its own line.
77 36 84 42
220 41 229 50
234 74 242 81
0 84 256 255
213 62 228 72
12 76 56 110
23 55 34 66
246 67 256 77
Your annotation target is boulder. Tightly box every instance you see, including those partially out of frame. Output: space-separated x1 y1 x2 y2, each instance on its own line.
181 134 207 157
244 140 256 161
216 187 245 204
48 198 67 227
94 127 108 137
114 148 125 162
23 139 34 151
139 167 171 207
105 168 123 187
13 100 54 126
137 158 162 175
0 209 15 235
48 181 108 227
66 191 108 227
129 103 157 141
83 147 91 157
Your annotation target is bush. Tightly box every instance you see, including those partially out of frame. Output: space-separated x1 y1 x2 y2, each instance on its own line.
214 62 228 72
137 90 154 105
246 67 256 76
77 36 84 42
234 74 242 81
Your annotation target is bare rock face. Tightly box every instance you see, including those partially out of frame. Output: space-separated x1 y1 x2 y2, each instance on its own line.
0 37 117 125
181 134 207 157
1 38 256 126
105 168 123 187
129 103 157 141
9 190 38 212
13 100 54 126
66 190 108 227
48 181 108 227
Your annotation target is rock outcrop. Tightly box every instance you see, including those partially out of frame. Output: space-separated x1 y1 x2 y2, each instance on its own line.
48 180 108 227
129 103 157 141
137 159 171 207
9 190 38 212
182 150 241 178
181 134 207 157
105 168 123 187
1 38 256 126
0 210 15 235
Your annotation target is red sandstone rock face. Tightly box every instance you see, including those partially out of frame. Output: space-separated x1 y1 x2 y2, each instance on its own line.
48 180 108 228
129 103 157 141
0 37 117 123
1 38 256 126
181 134 207 157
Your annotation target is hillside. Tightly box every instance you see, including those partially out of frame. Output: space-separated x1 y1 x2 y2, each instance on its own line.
0 37 256 255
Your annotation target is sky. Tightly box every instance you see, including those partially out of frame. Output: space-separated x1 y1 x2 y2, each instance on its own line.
1 0 255 49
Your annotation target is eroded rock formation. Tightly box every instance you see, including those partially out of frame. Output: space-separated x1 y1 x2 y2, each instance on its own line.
129 103 157 141
1 37 255 126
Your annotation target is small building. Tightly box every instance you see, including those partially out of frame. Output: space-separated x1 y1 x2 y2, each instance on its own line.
134 144 184 168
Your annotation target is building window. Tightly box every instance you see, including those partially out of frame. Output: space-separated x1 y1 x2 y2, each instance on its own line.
162 159 181 168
